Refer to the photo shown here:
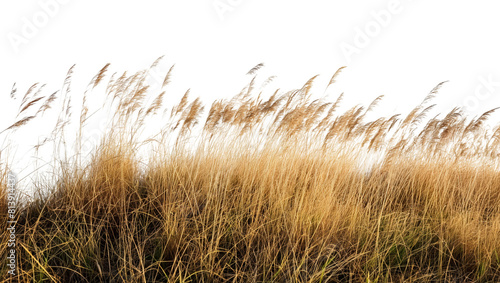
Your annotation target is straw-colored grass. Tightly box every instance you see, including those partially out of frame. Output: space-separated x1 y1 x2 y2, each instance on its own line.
0 59 500 282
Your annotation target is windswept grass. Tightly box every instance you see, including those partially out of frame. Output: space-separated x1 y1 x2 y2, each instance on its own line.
1 59 500 282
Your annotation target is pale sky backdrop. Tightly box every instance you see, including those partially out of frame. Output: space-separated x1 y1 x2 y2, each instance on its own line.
1 0 500 197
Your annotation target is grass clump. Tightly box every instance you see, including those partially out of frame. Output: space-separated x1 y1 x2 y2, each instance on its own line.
0 59 500 282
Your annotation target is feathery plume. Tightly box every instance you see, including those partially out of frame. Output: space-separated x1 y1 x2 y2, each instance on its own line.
10 83 17 99
247 63 264 75
37 91 58 116
325 66 346 91
1 116 36 133
93 63 111 88
19 96 45 116
162 64 175 88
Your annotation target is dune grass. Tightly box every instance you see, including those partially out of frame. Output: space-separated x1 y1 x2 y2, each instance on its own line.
1 59 500 282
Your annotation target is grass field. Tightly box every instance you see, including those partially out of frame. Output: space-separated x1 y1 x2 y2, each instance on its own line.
1 60 500 282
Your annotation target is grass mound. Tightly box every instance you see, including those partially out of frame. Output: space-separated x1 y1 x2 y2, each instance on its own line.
1 60 499 282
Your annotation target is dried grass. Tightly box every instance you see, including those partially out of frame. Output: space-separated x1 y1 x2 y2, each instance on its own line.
0 61 499 282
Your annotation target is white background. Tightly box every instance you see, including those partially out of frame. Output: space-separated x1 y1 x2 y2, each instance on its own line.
1 0 500 194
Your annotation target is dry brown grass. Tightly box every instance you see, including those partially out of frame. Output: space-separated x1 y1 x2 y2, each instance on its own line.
0 58 499 282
